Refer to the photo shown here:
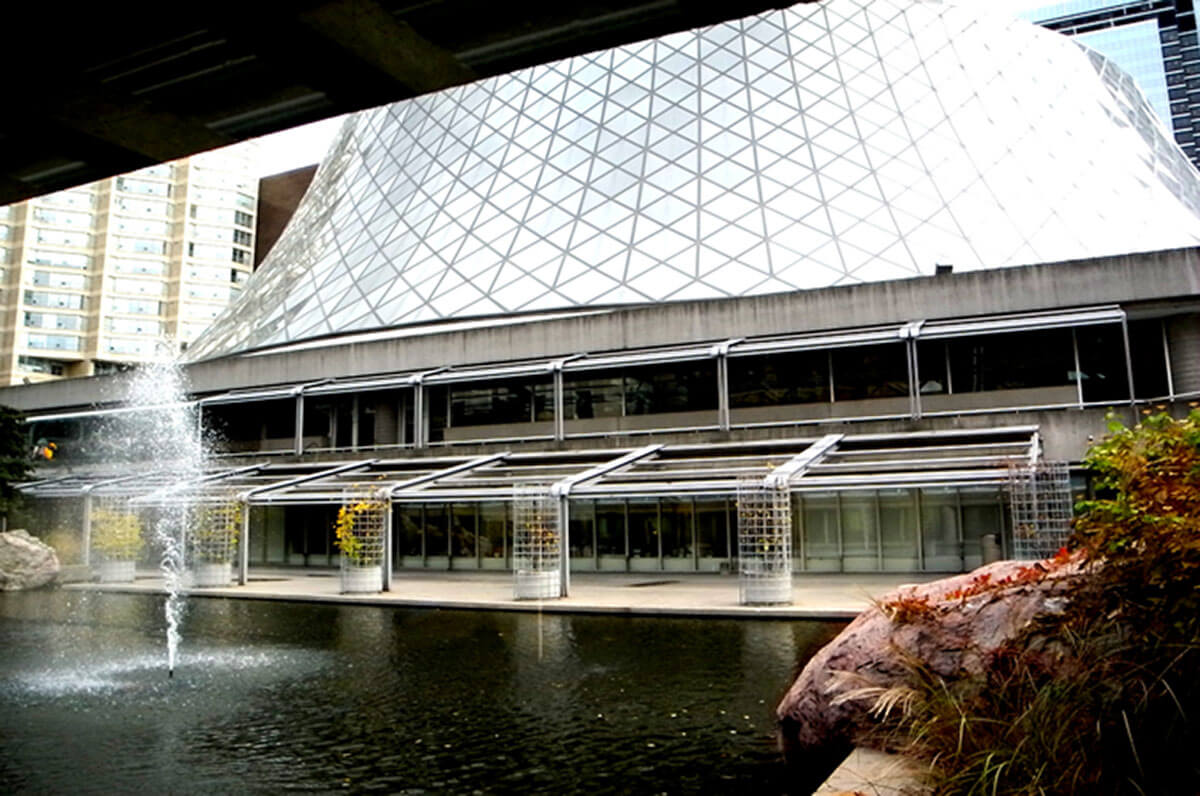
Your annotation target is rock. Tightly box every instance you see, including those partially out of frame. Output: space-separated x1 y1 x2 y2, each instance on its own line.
776 556 1084 790
0 530 60 591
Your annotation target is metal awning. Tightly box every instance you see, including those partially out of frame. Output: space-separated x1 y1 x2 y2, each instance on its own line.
199 385 309 406
17 428 1040 504
728 325 905 357
918 305 1124 339
565 344 720 372
26 401 195 424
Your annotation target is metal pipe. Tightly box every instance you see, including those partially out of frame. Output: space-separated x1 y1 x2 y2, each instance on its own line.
1162 318 1175 399
383 502 394 591
1120 312 1136 407
294 393 305 456
1072 328 1083 409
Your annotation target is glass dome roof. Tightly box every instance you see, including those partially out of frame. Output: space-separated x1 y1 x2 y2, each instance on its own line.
186 0 1200 361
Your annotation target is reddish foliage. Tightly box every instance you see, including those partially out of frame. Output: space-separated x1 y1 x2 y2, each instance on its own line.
882 547 1078 623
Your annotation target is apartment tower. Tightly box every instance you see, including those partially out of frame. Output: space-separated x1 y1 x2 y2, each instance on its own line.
0 147 258 384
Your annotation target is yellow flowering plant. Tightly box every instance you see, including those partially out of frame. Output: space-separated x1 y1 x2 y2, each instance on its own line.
189 501 240 563
334 499 384 566
91 508 144 561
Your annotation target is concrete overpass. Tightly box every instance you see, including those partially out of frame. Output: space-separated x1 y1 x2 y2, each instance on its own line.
2 0 793 206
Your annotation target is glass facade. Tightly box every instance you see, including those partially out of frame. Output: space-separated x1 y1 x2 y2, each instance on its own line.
292 486 1006 575
185 0 1200 362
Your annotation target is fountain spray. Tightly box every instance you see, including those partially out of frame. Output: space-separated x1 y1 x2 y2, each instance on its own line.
119 347 208 679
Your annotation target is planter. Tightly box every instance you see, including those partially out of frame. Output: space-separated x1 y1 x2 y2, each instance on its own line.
192 561 233 588
97 559 136 583
341 564 382 594
514 569 560 600
740 575 792 605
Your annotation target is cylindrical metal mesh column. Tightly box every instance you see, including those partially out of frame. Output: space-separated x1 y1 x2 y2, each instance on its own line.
336 490 387 593
737 478 793 605
92 495 144 583
1008 460 1072 560
189 497 241 587
512 486 561 600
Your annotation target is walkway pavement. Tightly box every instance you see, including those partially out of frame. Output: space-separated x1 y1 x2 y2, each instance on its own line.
67 568 945 620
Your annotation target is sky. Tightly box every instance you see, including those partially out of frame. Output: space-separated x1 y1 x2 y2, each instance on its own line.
244 114 347 178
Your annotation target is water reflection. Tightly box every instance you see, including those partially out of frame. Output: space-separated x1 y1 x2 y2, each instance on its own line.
0 591 843 793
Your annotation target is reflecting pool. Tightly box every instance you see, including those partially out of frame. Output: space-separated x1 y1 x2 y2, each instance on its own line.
0 591 842 793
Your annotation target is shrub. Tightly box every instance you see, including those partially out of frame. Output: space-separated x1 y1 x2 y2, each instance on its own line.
869 410 1200 794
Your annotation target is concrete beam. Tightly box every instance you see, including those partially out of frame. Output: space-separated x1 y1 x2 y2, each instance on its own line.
298 0 475 95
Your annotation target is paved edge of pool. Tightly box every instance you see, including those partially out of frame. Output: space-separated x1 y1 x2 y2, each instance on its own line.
61 581 863 621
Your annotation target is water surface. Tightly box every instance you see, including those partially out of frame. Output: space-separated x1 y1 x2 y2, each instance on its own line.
0 591 841 794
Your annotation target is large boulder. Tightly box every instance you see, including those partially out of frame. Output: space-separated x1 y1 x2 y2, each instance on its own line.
776 556 1083 790
0 530 60 591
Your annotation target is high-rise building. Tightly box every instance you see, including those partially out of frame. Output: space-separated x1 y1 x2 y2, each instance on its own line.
1023 0 1200 168
0 147 258 385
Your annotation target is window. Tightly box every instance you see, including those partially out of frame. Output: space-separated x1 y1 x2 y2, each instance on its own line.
107 298 162 315
116 177 170 197
179 321 212 339
36 229 89 248
188 265 228 282
32 208 91 228
1128 319 1170 399
1075 325 1129 403
832 344 908 400
919 329 1074 394
186 284 230 301
450 379 551 426
191 204 248 225
233 229 252 246
40 190 93 209
110 278 166 296
188 242 238 261
563 361 718 419
625 362 718 414
189 224 234 242
114 237 167 255
115 218 169 237
730 350 830 407
24 291 85 310
183 304 221 320
27 333 82 351
106 317 162 335
93 361 134 376
18 356 64 375
31 271 86 290
25 312 84 331
105 338 158 355
27 250 90 269
115 197 170 217
563 371 624 419
134 163 173 179
231 248 249 264
110 258 165 276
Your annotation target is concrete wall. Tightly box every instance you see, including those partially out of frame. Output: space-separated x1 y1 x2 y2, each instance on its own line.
183 247 1200 395
2 247 1198 417
255 165 318 268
